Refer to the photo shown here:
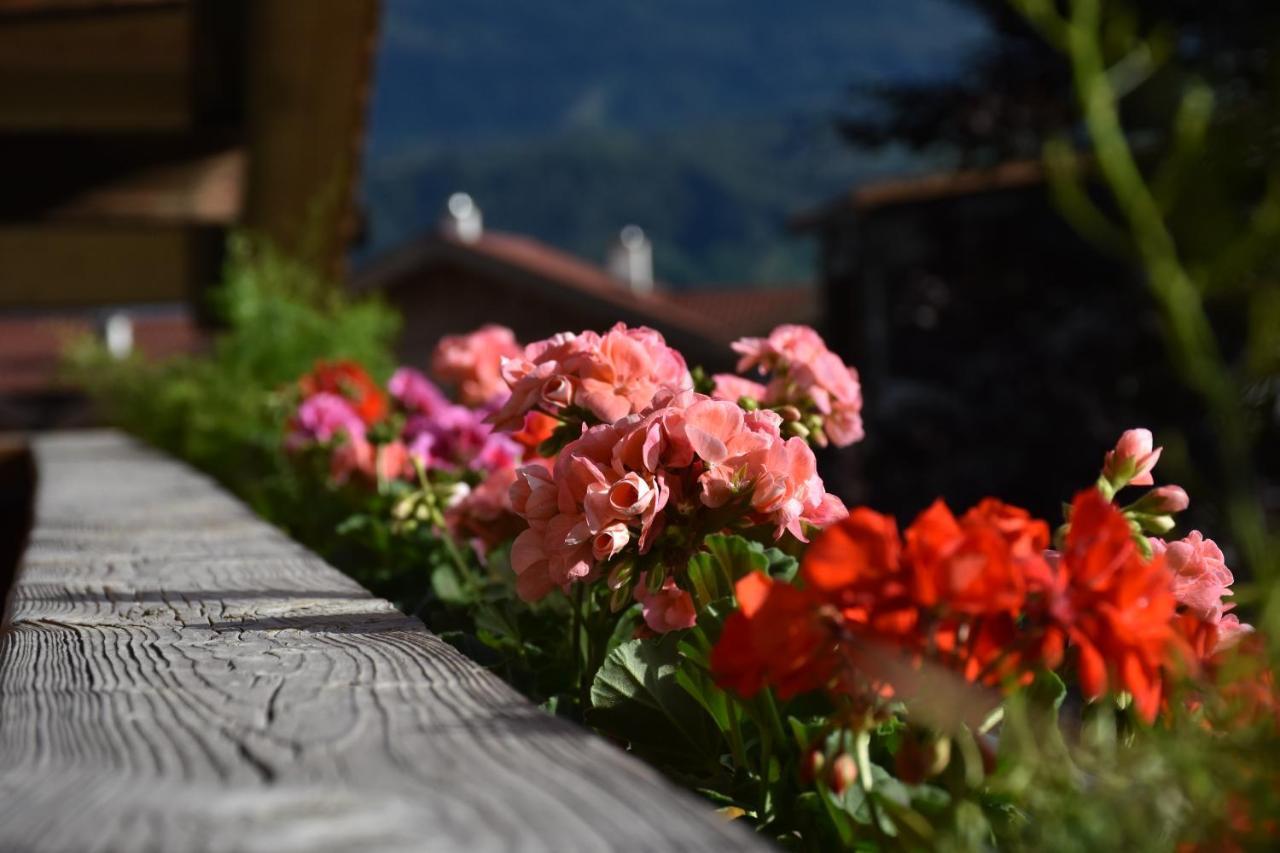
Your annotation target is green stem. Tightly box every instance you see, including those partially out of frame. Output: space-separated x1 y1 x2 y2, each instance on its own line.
1053 0 1273 585
572 583 587 716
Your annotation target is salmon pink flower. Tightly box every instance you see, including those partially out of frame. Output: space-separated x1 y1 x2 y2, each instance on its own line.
633 574 698 633
592 522 631 561
727 325 864 448
331 437 412 485
446 464 525 556
1102 428 1162 487
710 373 767 404
489 324 692 430
431 324 522 405
732 324 829 374
1150 531 1236 623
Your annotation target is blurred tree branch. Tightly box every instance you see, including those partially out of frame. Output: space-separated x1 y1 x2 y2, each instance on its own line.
1012 0 1280 629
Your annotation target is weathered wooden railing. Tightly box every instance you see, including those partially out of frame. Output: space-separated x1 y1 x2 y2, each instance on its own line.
0 431 764 852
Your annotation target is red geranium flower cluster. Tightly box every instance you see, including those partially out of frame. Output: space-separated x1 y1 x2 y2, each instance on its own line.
298 359 387 425
712 488 1183 722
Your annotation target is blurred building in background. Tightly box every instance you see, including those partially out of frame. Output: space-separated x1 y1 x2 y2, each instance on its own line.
795 162 1211 523
355 196 818 374
0 0 379 428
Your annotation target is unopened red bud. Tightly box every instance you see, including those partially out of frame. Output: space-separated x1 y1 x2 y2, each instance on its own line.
829 753 858 794
799 749 825 784
777 405 803 422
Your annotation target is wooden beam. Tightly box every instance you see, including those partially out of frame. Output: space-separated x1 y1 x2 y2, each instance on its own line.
0 223 222 307
241 0 379 278
0 3 193 132
0 431 763 850
46 147 245 224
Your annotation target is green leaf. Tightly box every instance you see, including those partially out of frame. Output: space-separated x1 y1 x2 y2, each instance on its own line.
589 636 725 774
687 534 800 610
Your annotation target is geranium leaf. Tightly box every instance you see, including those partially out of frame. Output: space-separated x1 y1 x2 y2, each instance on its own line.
589 636 724 774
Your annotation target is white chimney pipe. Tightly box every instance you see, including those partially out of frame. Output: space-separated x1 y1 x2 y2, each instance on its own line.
101 312 133 360
606 224 653 295
443 192 483 243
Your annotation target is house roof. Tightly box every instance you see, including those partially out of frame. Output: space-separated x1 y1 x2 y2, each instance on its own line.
666 285 819 341
790 159 1048 231
354 229 734 345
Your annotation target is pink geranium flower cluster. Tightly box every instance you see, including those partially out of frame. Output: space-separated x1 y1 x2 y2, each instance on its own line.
432 324 522 406
506 364 848 630
1152 532 1252 654
489 324 693 431
390 367 521 475
711 324 865 448
285 325 535 545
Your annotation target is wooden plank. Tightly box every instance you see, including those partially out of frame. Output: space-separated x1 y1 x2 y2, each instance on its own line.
0 431 762 852
0 223 222 307
0 4 192 132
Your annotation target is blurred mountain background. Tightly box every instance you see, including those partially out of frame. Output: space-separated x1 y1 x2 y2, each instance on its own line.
356 0 987 286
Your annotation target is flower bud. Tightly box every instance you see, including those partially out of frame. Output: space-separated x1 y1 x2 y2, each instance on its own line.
776 405 803 423
799 749 825 784
828 753 858 795
1130 485 1189 514
738 396 760 411
782 421 811 439
1132 512 1176 535
1101 428 1162 488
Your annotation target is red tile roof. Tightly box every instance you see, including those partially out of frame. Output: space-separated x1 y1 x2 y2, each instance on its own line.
355 229 732 344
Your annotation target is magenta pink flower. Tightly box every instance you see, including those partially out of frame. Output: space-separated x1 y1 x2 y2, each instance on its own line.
287 392 366 450
1102 428 1162 487
634 574 698 633
431 324 522 406
388 367 449 416
1150 531 1235 622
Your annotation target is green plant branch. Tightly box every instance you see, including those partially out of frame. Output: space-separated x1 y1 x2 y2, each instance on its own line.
1023 0 1275 603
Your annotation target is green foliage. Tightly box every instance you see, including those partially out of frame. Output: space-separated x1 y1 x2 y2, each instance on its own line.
65 234 400 527
589 636 726 775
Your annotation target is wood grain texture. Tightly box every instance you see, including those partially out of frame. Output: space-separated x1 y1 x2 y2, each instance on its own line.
0 431 765 852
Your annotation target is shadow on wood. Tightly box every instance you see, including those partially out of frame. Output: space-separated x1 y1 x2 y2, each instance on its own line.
0 437 34 630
